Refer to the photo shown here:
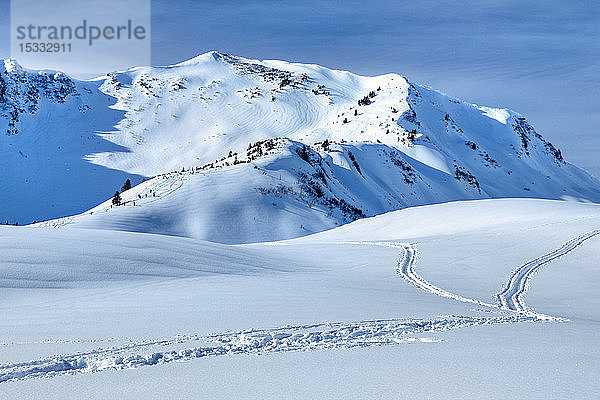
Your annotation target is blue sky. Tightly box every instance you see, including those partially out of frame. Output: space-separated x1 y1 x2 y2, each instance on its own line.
1 0 599 177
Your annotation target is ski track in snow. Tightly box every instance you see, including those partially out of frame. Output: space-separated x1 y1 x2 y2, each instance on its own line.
348 241 500 309
4 232 597 383
359 234 599 321
496 229 600 313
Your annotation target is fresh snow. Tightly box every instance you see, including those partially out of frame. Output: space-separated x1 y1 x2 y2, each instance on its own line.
477 105 511 124
1 198 600 398
2 52 599 229
1 52 599 399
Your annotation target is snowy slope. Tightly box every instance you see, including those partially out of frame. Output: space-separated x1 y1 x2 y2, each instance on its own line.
37 138 600 243
2 52 599 228
0 59 144 225
2 198 600 398
3 50 600 400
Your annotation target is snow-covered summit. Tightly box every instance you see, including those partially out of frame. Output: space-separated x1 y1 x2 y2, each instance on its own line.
2 58 25 74
2 52 599 230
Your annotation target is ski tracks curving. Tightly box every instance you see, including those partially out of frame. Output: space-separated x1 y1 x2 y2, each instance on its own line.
3 232 598 383
496 229 600 314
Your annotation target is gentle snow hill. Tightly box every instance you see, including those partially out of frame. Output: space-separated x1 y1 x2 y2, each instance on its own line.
2 51 600 227
299 198 600 243
2 198 600 399
0 227 301 289
37 139 600 243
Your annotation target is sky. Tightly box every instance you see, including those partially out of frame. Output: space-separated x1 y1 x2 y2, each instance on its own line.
1 0 599 177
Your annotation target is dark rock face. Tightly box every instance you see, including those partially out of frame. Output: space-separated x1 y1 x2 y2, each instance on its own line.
1 62 77 135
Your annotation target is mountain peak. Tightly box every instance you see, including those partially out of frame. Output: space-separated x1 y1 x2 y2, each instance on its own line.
1 58 24 74
1 52 598 228
171 50 229 67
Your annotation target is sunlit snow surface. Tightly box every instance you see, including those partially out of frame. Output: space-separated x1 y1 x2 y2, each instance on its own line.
1 198 600 398
1 52 600 399
2 52 599 228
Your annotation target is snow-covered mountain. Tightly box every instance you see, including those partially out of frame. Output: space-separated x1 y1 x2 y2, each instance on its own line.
3 52 600 399
2 52 599 236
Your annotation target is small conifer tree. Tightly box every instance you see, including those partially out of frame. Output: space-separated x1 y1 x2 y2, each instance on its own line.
121 179 132 192
112 191 121 206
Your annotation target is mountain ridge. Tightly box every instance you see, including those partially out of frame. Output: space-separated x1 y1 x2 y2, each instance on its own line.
1 52 599 236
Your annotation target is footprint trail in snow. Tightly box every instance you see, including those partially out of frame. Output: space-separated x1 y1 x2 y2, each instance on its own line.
3 231 598 383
